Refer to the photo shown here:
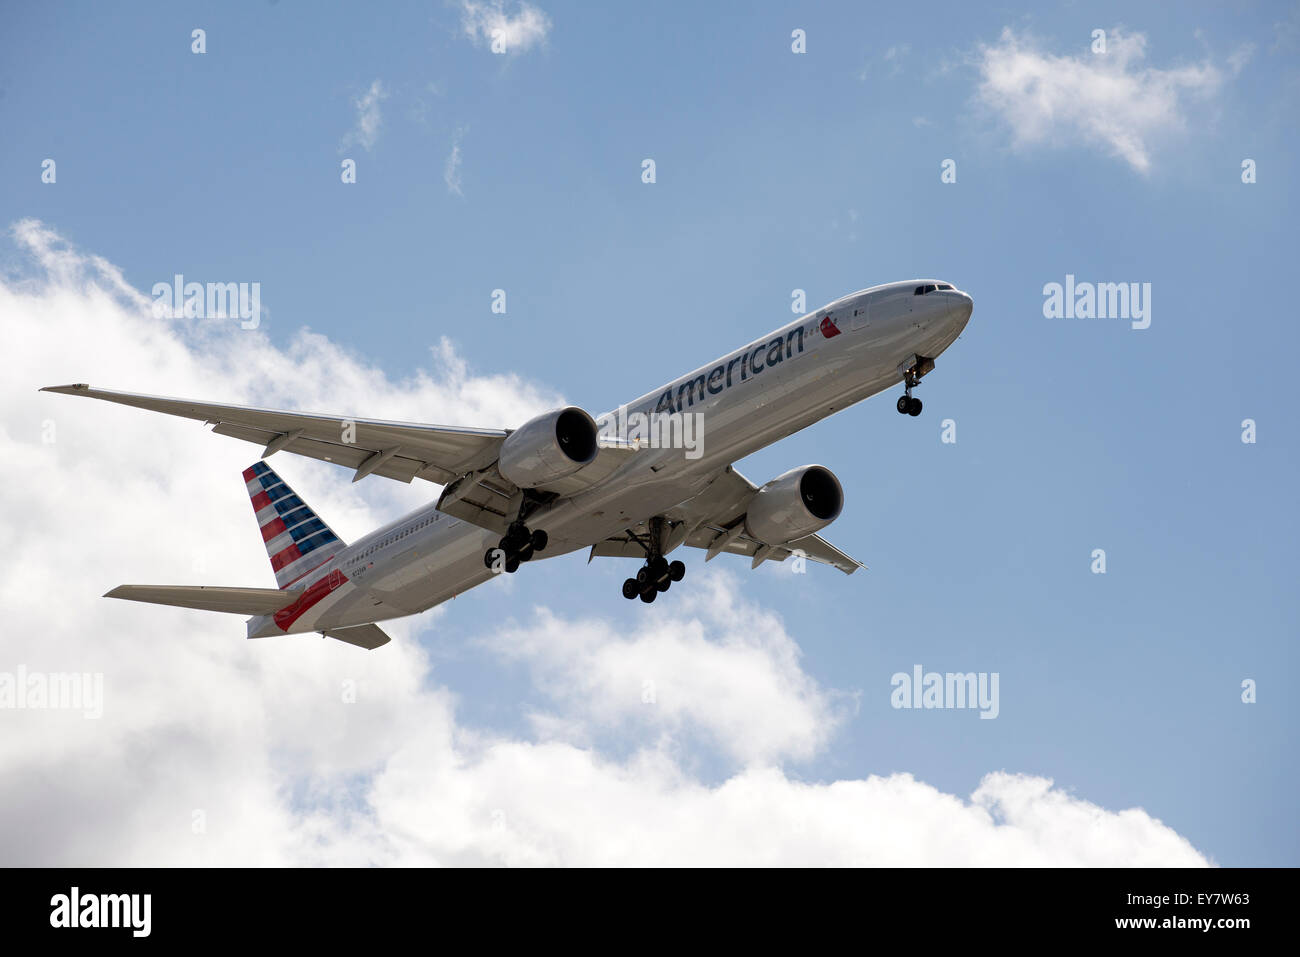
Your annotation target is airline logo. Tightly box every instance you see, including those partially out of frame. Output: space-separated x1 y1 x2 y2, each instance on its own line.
653 324 810 415
243 462 342 588
819 315 841 338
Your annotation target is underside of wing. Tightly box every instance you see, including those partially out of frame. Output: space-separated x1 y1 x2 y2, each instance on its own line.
590 466 865 574
40 384 506 486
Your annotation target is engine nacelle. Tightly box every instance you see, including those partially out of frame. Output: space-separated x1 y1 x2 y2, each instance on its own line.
745 465 844 546
498 407 599 489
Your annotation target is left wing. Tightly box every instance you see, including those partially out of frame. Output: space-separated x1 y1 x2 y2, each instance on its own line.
42 383 639 536
589 466 865 574
40 383 506 485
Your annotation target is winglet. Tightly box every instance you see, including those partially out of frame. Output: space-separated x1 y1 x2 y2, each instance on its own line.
39 383 91 393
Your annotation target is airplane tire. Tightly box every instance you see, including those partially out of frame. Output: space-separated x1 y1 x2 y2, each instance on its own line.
655 578 670 593
908 397 923 416
622 578 640 600
639 587 657 603
897 396 910 414
505 555 520 574
669 560 685 582
636 566 650 585
516 542 534 563
531 529 548 552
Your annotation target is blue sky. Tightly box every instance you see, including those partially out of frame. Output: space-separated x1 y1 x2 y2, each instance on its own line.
1 1 1296 865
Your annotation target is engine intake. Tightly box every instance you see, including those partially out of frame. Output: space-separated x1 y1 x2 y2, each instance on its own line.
745 465 844 546
498 407 599 489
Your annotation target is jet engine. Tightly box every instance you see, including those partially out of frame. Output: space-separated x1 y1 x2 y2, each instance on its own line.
744 465 844 545
498 407 599 489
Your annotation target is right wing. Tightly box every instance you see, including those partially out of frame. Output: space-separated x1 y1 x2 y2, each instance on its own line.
589 466 865 575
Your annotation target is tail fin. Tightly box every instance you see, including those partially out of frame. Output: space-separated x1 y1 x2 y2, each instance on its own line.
242 461 346 588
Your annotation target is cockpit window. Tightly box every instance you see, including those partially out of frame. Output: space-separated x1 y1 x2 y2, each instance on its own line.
936 283 954 290
914 284 939 295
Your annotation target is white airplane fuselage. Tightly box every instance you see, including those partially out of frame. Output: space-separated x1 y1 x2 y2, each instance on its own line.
252 280 972 638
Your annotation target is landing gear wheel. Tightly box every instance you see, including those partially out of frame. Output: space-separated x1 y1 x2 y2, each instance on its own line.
896 395 911 415
907 397 923 416
639 587 657 603
649 556 668 576
668 560 685 582
530 529 548 552
636 566 650 585
622 578 639 600
504 555 520 574
655 578 670 593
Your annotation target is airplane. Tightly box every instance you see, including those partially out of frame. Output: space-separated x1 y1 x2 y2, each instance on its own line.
41 279 973 650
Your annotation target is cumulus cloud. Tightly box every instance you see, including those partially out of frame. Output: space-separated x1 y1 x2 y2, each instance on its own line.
974 28 1223 173
0 220 1210 866
341 78 388 152
486 573 850 765
459 0 551 56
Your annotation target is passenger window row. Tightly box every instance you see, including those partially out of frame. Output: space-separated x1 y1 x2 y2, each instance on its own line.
350 515 440 564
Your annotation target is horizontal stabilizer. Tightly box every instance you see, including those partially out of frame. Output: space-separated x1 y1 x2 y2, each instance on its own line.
105 584 303 615
321 623 391 650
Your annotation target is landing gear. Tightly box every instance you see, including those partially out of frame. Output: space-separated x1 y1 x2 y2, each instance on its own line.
484 523 549 574
620 519 687 602
896 357 933 417
896 395 922 416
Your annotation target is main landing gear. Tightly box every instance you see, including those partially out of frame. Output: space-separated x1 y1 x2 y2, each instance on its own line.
484 523 548 574
620 516 685 603
622 557 686 604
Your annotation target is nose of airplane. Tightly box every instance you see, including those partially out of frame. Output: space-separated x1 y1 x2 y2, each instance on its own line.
949 290 973 329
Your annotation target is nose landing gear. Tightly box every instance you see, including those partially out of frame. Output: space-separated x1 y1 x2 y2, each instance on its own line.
896 355 934 417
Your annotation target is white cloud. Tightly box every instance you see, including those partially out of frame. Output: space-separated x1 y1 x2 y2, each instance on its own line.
459 0 551 56
485 572 850 765
445 127 466 196
341 79 389 152
0 221 1211 866
974 28 1223 173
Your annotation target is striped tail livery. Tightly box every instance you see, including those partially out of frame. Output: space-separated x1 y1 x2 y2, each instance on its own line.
243 461 344 588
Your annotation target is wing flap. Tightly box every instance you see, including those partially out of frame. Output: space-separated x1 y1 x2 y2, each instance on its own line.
105 584 303 615
211 424 436 483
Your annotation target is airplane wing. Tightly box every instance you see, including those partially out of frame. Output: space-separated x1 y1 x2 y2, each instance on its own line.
589 466 865 574
42 383 639 536
40 383 507 485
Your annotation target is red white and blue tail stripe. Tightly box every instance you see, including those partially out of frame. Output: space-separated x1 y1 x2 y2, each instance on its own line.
242 461 345 589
